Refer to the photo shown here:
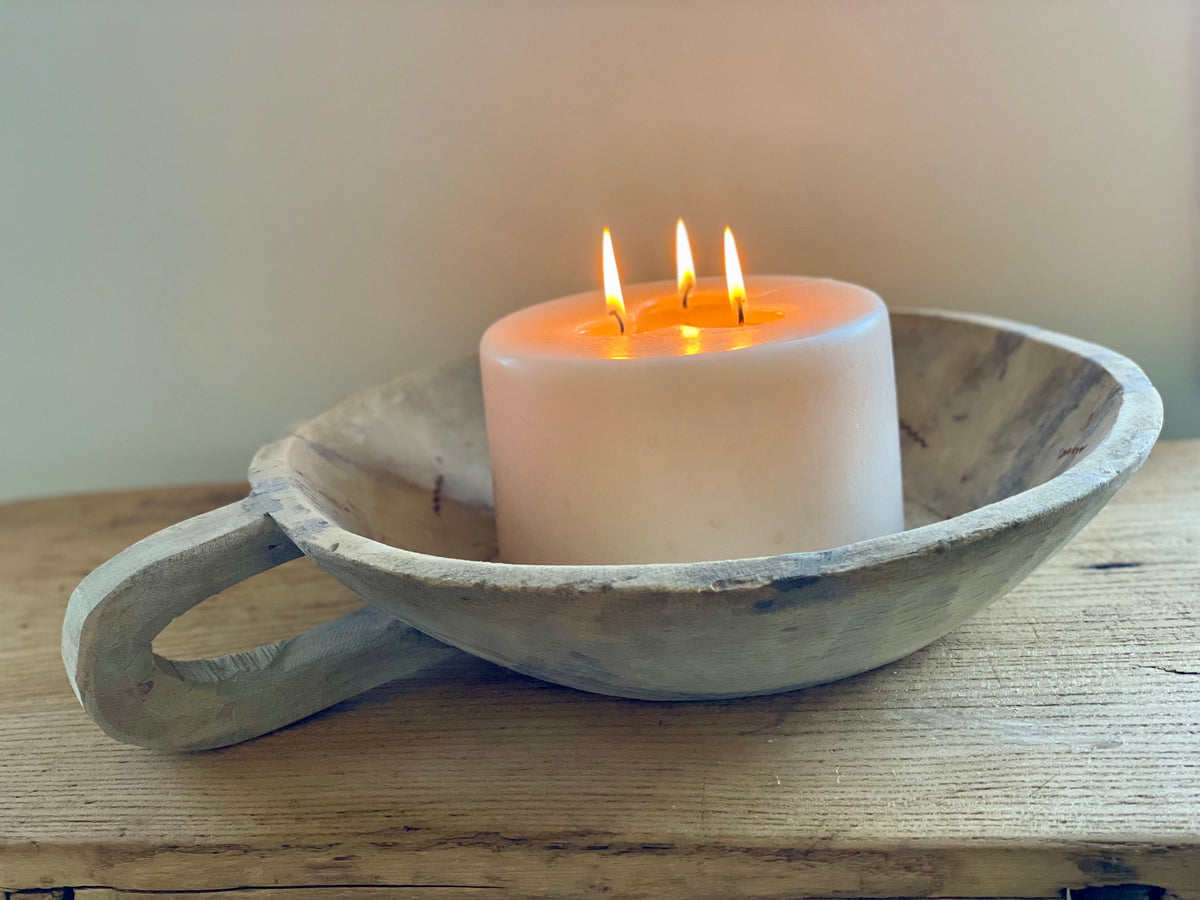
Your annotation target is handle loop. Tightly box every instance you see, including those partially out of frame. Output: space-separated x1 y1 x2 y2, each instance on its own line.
63 496 459 750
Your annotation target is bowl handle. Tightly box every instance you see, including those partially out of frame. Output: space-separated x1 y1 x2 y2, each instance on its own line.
62 496 462 751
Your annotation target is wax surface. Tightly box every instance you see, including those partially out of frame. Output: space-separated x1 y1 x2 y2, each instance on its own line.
480 276 904 565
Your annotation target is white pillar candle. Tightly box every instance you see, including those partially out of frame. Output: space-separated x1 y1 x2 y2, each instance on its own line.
480 253 903 565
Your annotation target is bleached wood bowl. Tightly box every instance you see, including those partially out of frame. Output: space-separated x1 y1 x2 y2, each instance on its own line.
64 310 1162 750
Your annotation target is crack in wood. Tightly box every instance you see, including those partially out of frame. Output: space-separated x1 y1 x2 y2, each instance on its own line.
41 886 499 896
1138 664 1200 677
1063 884 1167 900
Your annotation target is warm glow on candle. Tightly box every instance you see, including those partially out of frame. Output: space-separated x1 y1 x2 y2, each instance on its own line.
602 228 626 334
676 219 696 307
679 323 702 355
724 227 747 325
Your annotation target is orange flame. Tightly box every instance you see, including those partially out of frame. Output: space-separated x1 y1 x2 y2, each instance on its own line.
724 226 746 324
602 228 626 333
676 219 695 306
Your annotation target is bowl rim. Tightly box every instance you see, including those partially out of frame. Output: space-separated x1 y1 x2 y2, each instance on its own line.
250 308 1163 593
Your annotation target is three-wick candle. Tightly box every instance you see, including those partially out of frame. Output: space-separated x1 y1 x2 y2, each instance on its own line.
479 225 904 565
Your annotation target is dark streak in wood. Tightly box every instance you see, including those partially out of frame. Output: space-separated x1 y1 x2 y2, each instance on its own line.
432 475 445 517
1065 886 1167 900
769 574 821 593
899 419 929 449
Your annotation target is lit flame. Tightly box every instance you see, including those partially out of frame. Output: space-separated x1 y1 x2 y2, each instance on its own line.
724 226 746 324
676 219 695 307
602 228 626 333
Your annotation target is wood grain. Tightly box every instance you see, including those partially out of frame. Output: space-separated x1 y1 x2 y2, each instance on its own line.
69 897 1045 900
4 443 1200 898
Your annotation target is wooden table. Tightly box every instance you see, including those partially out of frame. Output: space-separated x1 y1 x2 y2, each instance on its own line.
2 442 1198 900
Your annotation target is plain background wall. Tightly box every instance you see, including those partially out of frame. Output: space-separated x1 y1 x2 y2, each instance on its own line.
2 0 1197 502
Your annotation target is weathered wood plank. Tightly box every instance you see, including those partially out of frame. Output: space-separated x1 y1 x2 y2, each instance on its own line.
2 443 1198 897
70 896 1054 900
71 892 495 900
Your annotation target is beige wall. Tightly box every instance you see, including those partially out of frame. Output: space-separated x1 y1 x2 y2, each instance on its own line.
2 0 1197 501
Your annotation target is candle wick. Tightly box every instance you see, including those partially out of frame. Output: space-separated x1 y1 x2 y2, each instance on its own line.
736 301 745 325
610 308 626 335
681 285 691 309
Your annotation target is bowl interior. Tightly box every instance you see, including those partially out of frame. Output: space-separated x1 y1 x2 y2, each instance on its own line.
276 311 1125 562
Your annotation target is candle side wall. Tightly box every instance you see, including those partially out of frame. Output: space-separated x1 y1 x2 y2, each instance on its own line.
481 303 904 565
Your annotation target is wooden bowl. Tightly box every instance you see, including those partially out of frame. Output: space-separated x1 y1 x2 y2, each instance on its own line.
65 309 1162 750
